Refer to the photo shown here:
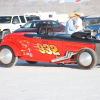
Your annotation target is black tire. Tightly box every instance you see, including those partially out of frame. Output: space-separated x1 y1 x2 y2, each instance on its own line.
76 48 98 69
2 30 10 39
26 61 37 64
0 46 18 67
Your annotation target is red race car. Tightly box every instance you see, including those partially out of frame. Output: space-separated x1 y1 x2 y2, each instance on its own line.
0 24 100 69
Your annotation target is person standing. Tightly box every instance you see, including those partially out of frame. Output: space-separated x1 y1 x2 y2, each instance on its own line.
74 12 82 32
66 13 75 35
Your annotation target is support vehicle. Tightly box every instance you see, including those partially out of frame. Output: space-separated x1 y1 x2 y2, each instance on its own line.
0 15 27 39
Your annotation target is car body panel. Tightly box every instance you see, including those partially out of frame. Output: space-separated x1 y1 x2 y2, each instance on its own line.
0 41 21 56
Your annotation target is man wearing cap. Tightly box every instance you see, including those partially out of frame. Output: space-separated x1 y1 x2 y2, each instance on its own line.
74 12 82 32
66 12 75 35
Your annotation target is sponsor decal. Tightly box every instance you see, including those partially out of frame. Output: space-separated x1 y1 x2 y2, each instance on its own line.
36 43 60 55
28 48 31 52
20 40 29 45
30 53 33 57
41 41 48 44
21 50 26 51
21 48 32 57
21 43 28 48
26 53 30 55
20 40 29 48
26 52 33 57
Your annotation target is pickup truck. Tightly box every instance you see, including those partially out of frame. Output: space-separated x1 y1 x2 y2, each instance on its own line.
0 15 27 39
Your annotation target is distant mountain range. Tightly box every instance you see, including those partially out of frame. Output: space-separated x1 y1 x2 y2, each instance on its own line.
0 0 99 16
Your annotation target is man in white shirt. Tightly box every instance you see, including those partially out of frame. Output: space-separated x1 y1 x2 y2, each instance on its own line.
74 12 82 32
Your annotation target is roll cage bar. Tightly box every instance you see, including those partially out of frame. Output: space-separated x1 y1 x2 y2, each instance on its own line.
37 24 54 35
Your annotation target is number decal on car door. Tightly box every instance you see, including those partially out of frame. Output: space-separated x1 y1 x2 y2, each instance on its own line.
43 44 52 55
50 45 60 55
37 43 45 54
36 43 60 55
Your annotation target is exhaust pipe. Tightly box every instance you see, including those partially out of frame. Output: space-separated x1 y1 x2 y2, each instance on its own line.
51 51 77 63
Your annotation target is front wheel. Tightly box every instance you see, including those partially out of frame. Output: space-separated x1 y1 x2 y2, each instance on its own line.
76 48 98 69
0 46 18 67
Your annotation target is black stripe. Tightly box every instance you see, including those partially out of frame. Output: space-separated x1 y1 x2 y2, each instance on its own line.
24 33 100 44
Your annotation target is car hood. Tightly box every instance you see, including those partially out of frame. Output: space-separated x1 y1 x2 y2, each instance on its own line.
86 25 100 30
13 28 37 33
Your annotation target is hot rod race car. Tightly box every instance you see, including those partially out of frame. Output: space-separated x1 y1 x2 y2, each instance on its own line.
0 24 100 69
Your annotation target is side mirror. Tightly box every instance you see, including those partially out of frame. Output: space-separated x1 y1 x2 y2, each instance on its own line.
20 25 23 28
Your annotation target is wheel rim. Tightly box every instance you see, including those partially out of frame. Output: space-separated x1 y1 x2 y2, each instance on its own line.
0 48 13 64
79 52 92 66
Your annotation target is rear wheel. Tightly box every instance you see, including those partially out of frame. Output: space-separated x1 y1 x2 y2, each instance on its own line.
26 61 37 64
76 48 97 69
0 46 18 67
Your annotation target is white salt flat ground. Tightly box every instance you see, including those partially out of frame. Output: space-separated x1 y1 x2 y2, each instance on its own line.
0 59 100 100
